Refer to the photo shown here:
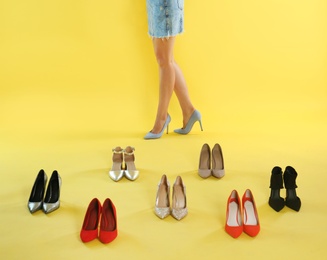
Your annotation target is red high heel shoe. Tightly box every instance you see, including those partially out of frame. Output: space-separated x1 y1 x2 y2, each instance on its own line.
225 190 243 238
242 189 260 237
99 198 117 243
80 198 102 243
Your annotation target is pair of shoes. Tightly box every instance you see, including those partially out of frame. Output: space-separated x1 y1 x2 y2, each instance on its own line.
144 114 171 139
80 198 117 244
174 109 203 135
269 166 301 212
28 169 62 214
198 143 225 178
225 189 260 238
109 146 139 181
154 175 188 220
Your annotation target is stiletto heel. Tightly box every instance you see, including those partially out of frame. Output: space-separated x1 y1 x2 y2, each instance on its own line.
144 114 171 139
109 147 124 181
198 143 211 178
225 190 243 238
124 146 139 181
154 174 170 219
171 176 187 220
43 170 61 214
212 143 225 178
242 189 260 237
269 166 285 212
28 169 47 213
174 109 203 135
80 198 102 243
284 166 301 211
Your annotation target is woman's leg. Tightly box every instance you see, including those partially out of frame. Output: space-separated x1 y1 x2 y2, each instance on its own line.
150 37 176 134
173 62 195 128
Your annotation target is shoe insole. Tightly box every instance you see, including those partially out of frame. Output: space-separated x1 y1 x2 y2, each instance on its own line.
85 207 98 230
102 206 116 231
199 151 210 169
212 150 223 170
244 201 257 225
227 201 241 226
174 185 185 209
157 185 168 208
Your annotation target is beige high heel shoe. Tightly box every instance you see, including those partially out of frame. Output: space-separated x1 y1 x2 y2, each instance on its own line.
172 176 187 220
198 143 211 178
109 147 124 181
212 143 225 178
124 146 139 181
155 174 170 219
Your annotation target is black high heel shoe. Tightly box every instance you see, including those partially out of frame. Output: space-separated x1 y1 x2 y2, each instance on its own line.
43 170 62 214
28 169 47 213
284 166 301 211
269 166 285 212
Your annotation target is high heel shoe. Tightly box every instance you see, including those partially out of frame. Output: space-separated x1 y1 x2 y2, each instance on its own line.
269 166 285 212
43 170 61 214
174 109 203 135
284 166 301 211
198 143 211 178
28 169 47 213
124 146 139 181
225 190 243 238
99 198 117 244
211 143 225 178
144 114 171 139
154 174 170 219
242 189 260 237
109 146 124 181
80 198 102 243
171 176 187 220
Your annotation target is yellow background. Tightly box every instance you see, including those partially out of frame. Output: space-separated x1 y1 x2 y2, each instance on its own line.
1 0 327 259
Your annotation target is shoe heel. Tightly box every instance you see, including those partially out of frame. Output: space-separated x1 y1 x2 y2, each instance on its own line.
199 119 203 131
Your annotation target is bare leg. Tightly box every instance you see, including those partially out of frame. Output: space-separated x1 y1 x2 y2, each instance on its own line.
150 37 176 134
173 62 195 128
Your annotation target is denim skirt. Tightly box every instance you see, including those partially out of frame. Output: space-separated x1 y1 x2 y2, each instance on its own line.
146 0 184 38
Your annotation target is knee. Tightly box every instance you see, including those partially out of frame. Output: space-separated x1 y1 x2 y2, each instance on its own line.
155 53 174 69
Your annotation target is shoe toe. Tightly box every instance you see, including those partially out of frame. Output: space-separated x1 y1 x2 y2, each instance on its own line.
109 170 124 181
124 170 139 181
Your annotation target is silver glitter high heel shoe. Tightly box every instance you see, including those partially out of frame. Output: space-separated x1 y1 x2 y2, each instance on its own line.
43 170 61 214
28 169 47 213
109 147 125 181
154 174 170 219
171 176 187 220
124 146 139 181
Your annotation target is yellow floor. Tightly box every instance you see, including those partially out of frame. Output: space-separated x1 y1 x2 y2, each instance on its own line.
1 1 327 259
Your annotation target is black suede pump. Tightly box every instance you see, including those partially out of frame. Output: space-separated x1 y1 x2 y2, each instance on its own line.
269 166 285 212
284 166 301 211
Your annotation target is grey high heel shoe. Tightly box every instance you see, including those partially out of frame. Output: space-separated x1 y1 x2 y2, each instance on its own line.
174 110 203 135
144 114 171 139
109 147 125 181
124 146 139 181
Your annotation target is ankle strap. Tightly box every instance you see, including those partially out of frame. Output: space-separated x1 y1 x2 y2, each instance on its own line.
124 147 135 155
